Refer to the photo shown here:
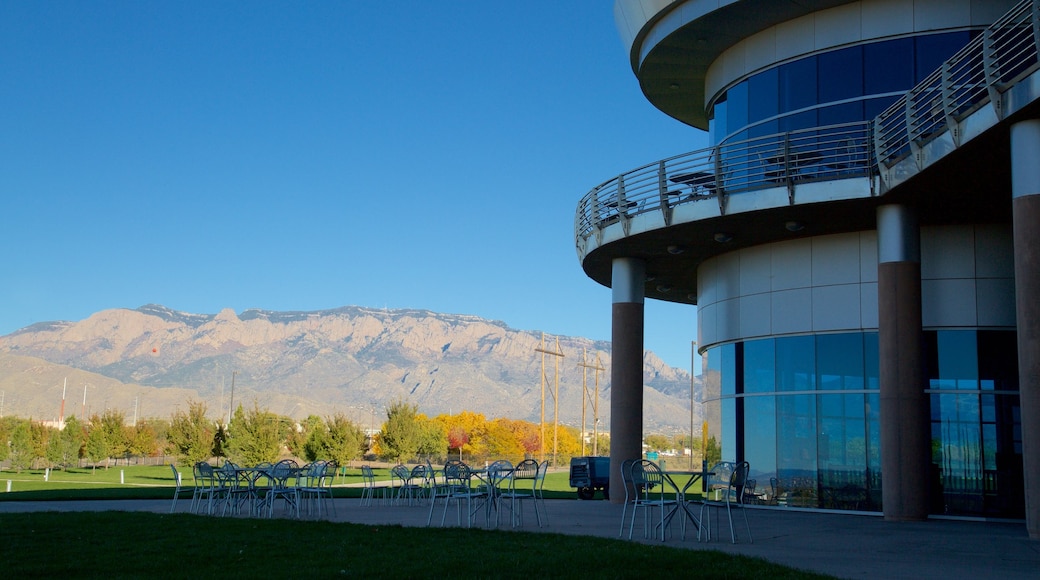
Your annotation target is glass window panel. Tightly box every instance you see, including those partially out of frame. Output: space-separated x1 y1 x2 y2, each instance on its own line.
711 98 727 145
779 109 817 133
777 394 818 507
748 119 779 139
864 95 899 119
721 343 737 396
978 330 1019 391
722 397 737 461
864 37 913 94
818 101 865 126
744 338 775 393
864 332 879 391
937 330 979 390
818 45 863 102
744 395 777 482
915 32 972 83
817 333 865 390
726 81 749 136
779 57 817 112
776 335 815 392
748 67 779 124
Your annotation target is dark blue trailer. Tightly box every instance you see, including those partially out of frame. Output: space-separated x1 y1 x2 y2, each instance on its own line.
569 456 610 500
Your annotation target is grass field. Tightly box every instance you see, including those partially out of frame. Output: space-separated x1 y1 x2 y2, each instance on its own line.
0 464 709 502
0 511 833 579
0 464 834 578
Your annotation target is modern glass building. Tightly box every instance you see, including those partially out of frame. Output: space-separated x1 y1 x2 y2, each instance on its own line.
576 0 1040 535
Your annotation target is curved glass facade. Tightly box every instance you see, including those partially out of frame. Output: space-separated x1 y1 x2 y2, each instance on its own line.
703 331 1022 517
708 31 977 145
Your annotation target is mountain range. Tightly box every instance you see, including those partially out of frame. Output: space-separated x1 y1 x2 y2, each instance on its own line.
0 304 700 434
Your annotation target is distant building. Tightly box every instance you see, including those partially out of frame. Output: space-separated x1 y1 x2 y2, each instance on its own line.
577 0 1040 537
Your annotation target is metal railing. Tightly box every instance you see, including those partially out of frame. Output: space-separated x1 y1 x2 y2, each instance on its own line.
874 0 1039 167
577 0 1040 247
575 122 873 240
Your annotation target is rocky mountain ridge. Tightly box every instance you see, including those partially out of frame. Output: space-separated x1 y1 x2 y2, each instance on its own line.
0 304 700 433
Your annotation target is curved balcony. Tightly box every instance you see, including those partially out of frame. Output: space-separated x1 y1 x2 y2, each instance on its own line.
577 0 1040 304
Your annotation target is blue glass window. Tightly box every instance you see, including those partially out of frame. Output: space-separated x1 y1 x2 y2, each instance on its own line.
726 81 749 137
776 335 815 391
744 338 775 393
864 37 913 94
748 67 779 124
779 57 817 113
818 45 863 102
817 333 865 390
915 32 971 83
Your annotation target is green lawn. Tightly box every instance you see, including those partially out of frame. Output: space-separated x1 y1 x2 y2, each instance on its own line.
0 511 832 579
0 464 705 502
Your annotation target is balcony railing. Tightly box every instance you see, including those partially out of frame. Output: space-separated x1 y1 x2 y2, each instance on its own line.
577 0 1040 248
575 122 873 240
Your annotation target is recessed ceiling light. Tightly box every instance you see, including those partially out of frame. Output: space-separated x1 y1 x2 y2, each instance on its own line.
667 244 684 254
785 221 805 232
656 285 672 293
713 232 733 243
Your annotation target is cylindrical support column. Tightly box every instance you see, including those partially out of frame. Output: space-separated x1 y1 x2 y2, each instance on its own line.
1011 119 1040 539
608 257 645 504
877 204 930 521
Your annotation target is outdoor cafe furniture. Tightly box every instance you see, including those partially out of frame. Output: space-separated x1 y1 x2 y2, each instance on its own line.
660 464 714 541
697 461 753 544
627 459 682 541
262 459 301 519
359 465 378 506
497 458 541 528
427 460 489 528
297 460 336 518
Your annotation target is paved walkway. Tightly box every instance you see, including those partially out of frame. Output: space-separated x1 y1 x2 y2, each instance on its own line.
2 497 1038 579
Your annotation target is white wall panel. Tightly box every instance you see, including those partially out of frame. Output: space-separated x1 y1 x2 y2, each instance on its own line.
743 27 777 74
815 3 863 50
699 256 718 305
914 0 969 31
771 288 813 334
976 278 1017 327
698 302 718 346
812 233 862 285
716 252 743 300
921 225 975 279
774 14 816 63
861 0 915 38
860 231 879 283
813 284 863 330
771 238 813 291
740 292 772 338
861 282 879 327
739 246 772 295
922 278 978 327
716 297 741 342
975 224 1014 278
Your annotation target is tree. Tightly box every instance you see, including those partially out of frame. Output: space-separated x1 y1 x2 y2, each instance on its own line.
416 415 447 460
96 410 129 462
378 400 422 462
84 418 110 472
168 400 215 466
46 416 84 470
127 420 159 459
223 404 282 466
307 414 367 468
644 434 671 452
9 419 34 472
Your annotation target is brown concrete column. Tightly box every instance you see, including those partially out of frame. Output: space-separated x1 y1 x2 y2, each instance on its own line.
1011 119 1040 539
608 257 644 504
877 204 930 521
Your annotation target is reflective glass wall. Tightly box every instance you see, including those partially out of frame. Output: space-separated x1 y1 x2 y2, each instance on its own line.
708 31 976 145
702 330 1022 517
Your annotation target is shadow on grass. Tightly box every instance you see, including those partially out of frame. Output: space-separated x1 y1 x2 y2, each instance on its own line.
0 511 834 579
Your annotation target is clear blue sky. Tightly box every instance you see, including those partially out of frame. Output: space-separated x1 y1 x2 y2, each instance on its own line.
0 1 709 372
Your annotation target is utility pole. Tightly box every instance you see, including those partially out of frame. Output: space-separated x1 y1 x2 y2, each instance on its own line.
59 378 67 429
535 333 564 466
227 371 237 426
577 349 605 456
